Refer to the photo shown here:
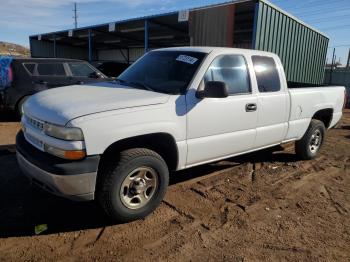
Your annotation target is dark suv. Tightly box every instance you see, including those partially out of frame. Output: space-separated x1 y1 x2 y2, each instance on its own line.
0 57 108 115
92 61 130 77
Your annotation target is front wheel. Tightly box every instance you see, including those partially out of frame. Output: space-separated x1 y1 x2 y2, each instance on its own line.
97 148 169 223
295 119 326 160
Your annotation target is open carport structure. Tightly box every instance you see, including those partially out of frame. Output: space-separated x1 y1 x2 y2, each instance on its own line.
29 0 329 84
30 11 191 63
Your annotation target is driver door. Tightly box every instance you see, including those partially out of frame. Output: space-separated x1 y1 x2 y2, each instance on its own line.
185 54 258 167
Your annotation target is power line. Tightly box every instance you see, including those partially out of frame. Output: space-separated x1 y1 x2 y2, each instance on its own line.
291 6 350 17
295 1 348 11
305 14 350 23
320 24 350 31
272 0 348 11
328 44 350 48
273 0 349 13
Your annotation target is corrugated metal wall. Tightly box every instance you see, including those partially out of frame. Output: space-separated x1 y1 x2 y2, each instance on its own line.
98 49 129 62
324 69 350 88
189 4 235 47
98 48 146 63
129 48 148 62
253 0 329 84
31 39 146 62
30 39 90 60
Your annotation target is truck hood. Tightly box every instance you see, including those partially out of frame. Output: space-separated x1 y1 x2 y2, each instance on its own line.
24 82 170 126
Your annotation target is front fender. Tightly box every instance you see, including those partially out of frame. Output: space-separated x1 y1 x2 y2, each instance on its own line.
68 100 187 156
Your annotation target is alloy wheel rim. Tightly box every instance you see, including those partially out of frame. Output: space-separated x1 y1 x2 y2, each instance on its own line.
120 167 158 210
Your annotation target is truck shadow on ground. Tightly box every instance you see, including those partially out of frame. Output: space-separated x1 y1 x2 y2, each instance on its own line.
0 145 299 238
0 111 19 122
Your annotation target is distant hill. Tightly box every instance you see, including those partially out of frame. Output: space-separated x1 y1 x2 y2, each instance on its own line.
0 41 30 57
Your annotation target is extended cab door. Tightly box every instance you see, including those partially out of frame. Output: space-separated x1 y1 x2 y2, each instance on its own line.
186 54 258 167
251 55 290 148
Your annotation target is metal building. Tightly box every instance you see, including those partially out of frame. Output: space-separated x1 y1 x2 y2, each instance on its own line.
29 0 329 85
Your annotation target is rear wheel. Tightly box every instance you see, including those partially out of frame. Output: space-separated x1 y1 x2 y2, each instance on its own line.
97 148 169 223
295 119 326 160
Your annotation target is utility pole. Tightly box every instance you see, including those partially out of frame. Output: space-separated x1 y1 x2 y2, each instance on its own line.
329 48 335 84
73 2 78 29
346 48 350 69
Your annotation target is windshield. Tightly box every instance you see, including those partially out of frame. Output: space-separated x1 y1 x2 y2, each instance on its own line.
117 51 206 94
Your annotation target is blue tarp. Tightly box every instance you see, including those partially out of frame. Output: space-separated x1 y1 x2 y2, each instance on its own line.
0 57 13 87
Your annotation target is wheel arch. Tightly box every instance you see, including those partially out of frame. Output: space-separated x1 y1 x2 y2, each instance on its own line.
15 94 32 115
99 132 179 172
311 108 333 128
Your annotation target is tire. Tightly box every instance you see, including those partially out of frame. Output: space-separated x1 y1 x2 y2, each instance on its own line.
97 148 169 223
16 96 30 117
295 119 326 160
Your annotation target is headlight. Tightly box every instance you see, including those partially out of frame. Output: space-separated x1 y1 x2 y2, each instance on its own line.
44 123 84 141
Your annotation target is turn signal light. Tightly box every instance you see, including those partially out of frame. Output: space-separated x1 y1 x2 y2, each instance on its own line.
64 150 86 160
44 144 86 160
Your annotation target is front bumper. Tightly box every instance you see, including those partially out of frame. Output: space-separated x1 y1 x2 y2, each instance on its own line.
16 131 100 201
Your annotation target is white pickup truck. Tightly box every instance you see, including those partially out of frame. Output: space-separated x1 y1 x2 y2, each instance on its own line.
17 47 346 222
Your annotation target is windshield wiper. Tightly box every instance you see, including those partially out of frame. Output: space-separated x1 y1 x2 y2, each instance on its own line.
115 78 156 92
128 81 155 92
115 78 128 84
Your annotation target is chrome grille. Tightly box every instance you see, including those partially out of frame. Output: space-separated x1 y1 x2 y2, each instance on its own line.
24 132 44 150
25 115 44 131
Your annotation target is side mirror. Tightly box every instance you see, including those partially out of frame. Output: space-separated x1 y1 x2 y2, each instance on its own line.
89 71 101 79
197 81 229 99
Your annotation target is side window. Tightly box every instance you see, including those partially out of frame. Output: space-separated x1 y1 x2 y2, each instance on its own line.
23 63 36 75
204 55 250 95
37 63 66 76
252 56 281 92
68 63 95 77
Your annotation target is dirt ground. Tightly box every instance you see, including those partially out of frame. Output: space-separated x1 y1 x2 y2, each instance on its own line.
0 110 349 262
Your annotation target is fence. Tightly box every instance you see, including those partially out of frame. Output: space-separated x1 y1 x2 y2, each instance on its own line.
324 69 350 107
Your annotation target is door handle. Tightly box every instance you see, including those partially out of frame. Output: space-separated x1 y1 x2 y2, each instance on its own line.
246 103 257 112
36 80 48 85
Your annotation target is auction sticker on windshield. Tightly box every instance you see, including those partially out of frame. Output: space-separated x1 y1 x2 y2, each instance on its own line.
176 55 198 65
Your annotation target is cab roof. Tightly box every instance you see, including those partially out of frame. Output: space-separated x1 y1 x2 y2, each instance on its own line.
155 46 277 56
11 57 85 63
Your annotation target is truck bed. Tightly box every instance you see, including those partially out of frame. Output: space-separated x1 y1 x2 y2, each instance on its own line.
287 81 330 88
284 85 345 142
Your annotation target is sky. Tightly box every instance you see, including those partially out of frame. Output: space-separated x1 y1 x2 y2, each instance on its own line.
0 0 349 65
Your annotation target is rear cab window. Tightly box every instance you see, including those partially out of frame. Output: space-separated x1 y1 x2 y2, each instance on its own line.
252 56 281 92
23 63 37 75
